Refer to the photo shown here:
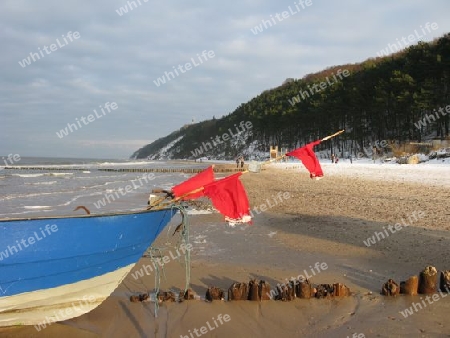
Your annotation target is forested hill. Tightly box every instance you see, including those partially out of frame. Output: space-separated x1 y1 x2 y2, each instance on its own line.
132 34 450 160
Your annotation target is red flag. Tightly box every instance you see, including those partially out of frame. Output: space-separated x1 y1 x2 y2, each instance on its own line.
286 140 323 179
203 172 251 224
172 166 214 200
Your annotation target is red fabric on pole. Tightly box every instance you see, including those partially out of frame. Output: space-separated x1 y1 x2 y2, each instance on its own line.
286 140 323 178
203 172 251 223
172 166 214 200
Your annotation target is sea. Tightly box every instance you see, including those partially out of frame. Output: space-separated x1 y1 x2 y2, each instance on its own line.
0 157 209 219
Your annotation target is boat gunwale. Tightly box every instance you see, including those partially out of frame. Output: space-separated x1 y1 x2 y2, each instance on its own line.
0 206 174 223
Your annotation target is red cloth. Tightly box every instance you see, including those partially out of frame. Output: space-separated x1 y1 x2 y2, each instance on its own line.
203 172 251 223
172 166 214 200
286 140 323 178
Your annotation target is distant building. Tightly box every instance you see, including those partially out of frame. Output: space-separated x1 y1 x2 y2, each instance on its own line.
282 78 295 85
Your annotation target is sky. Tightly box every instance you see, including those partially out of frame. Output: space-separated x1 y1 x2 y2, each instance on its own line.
1 0 449 159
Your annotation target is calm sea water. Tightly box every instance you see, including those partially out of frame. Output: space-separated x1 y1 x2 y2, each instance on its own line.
0 157 207 219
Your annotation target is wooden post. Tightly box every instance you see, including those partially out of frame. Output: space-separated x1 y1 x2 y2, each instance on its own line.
183 288 196 300
381 279 400 296
315 284 334 299
440 270 450 293
296 279 313 299
228 282 248 301
206 286 224 301
276 282 295 301
400 276 419 295
259 280 272 300
418 266 437 294
248 279 260 301
333 283 351 297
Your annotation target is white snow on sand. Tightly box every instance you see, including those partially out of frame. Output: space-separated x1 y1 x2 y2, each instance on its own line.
269 159 450 188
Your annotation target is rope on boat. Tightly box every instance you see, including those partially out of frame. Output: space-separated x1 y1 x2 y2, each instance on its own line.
178 204 191 293
147 247 163 317
144 204 191 317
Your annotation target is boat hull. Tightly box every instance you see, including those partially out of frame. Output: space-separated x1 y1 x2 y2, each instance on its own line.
0 208 175 327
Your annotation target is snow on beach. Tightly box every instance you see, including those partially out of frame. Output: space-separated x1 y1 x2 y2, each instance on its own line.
269 158 450 188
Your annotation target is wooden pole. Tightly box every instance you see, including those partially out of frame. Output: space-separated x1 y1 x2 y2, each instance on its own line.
321 129 345 141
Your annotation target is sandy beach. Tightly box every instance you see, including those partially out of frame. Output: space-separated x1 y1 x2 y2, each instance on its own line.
1 162 450 337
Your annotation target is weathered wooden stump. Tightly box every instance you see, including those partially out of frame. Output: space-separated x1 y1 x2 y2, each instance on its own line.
183 288 196 300
276 282 295 301
130 293 150 302
400 276 418 295
296 279 313 299
440 270 450 293
381 279 400 296
333 283 351 297
248 279 260 301
259 280 272 300
157 290 176 302
315 284 334 299
130 295 140 303
418 266 437 294
206 286 225 301
228 282 248 300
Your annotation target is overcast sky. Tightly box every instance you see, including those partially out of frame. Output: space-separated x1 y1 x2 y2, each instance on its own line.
1 0 449 159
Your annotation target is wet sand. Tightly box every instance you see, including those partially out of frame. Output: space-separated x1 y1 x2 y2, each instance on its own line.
2 164 450 337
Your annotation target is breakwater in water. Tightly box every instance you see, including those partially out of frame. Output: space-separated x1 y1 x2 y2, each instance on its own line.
3 166 247 174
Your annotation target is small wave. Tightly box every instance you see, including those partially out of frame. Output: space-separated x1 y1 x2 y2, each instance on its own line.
48 173 73 177
12 173 45 178
23 205 52 209
27 181 58 185
96 161 154 166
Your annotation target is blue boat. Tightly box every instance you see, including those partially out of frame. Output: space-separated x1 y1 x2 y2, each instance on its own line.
0 208 175 327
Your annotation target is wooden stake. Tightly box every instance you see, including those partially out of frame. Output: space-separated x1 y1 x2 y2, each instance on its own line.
418 266 437 294
400 276 418 295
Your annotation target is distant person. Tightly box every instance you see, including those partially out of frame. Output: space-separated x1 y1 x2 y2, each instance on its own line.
335 156 339 164
236 157 240 168
331 154 335 163
349 154 353 164
240 156 244 168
